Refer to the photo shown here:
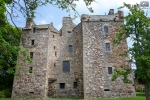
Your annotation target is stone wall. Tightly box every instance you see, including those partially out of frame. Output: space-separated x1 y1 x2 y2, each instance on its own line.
46 17 83 98
12 19 50 98
82 13 135 98
72 23 84 97
12 9 135 99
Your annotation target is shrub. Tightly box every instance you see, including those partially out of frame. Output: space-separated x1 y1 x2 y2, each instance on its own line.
136 86 143 92
0 88 12 98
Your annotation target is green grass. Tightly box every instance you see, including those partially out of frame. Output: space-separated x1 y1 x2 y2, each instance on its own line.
0 92 146 100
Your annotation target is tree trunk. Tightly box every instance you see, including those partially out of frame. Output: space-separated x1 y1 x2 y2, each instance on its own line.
145 82 149 100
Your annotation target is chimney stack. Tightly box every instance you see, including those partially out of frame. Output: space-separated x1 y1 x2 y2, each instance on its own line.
108 9 114 15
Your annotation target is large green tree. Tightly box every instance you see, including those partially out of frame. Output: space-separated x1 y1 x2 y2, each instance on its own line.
0 0 21 97
113 3 150 100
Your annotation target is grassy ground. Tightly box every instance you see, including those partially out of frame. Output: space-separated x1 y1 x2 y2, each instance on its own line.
0 92 146 100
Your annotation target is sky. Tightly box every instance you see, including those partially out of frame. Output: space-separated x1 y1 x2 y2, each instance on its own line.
14 0 149 30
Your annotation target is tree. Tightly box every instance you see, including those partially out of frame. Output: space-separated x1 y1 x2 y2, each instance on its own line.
0 0 21 97
112 3 150 100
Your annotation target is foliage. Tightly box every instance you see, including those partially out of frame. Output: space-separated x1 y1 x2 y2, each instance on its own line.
5 0 95 22
0 0 22 97
112 2 150 100
136 87 144 92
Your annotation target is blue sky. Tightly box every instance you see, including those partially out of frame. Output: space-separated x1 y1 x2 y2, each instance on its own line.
14 0 146 30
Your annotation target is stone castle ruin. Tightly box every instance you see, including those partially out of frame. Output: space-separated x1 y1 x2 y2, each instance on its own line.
12 9 135 98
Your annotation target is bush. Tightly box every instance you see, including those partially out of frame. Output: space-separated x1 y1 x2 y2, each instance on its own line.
0 88 12 98
136 86 143 92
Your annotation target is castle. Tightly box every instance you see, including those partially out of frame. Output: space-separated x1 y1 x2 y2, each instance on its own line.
12 9 135 98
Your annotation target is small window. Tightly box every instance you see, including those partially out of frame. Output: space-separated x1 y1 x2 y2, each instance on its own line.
54 46 55 49
108 67 112 74
104 26 108 34
30 52 33 59
105 43 110 51
74 82 78 89
54 63 56 67
69 45 73 52
33 28 36 33
31 40 34 45
104 89 110 91
29 67 33 73
60 83 65 89
68 32 71 37
53 35 54 38
63 61 70 72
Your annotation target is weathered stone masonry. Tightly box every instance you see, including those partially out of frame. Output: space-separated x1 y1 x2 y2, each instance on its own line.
12 9 135 98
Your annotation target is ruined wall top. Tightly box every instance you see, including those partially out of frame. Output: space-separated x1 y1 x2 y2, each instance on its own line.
25 18 36 28
62 17 76 26
81 9 124 22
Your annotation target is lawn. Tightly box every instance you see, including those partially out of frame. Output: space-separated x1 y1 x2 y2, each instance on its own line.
0 92 146 100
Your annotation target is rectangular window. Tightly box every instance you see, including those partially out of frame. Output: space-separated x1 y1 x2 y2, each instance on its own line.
74 82 78 89
104 26 108 34
60 83 65 89
108 67 112 74
68 32 71 37
29 67 33 73
54 46 55 49
69 45 73 52
63 61 70 72
31 40 34 45
30 52 33 59
105 43 110 51
53 35 54 38
33 28 36 33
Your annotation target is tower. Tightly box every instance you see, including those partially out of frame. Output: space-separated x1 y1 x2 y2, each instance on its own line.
12 9 135 98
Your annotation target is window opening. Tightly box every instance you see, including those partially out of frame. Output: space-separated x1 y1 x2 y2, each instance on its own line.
30 52 33 59
68 32 71 37
69 45 73 52
33 28 36 33
29 67 33 73
60 83 65 89
31 40 34 45
105 43 110 51
104 26 108 34
108 67 112 74
104 89 110 91
74 82 78 88
63 61 70 72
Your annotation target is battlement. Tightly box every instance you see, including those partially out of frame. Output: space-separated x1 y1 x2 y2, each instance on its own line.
81 9 124 22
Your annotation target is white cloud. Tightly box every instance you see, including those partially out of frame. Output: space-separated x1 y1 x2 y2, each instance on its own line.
37 19 47 24
75 0 143 15
48 15 54 19
56 24 62 30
